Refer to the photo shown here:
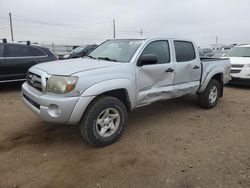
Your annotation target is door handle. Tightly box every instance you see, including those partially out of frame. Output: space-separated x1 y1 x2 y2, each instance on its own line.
165 68 174 72
193 65 200 69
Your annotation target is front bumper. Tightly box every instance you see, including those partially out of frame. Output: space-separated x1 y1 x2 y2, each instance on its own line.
22 82 94 124
229 77 250 86
229 66 250 85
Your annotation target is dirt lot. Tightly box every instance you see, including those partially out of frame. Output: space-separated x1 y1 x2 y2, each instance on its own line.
0 83 250 188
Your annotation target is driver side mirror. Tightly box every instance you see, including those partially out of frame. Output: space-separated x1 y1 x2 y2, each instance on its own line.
137 54 158 66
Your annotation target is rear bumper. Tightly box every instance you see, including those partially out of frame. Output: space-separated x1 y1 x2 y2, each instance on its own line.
21 82 94 124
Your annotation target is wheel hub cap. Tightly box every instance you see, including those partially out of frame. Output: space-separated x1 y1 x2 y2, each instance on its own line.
96 108 120 137
208 86 218 104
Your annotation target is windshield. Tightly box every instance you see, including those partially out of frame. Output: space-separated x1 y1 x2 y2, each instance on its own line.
224 47 250 57
89 39 144 62
70 46 85 54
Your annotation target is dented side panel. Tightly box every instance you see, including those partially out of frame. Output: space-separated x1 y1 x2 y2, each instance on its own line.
135 38 202 106
137 64 175 92
137 81 200 105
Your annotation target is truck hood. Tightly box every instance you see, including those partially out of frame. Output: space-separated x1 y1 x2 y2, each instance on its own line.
33 58 123 75
227 57 250 65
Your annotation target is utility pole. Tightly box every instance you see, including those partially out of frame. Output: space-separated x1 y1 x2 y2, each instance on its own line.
113 19 116 39
140 29 143 36
9 12 14 42
215 35 218 44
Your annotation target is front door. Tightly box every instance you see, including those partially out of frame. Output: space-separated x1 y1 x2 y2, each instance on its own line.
136 40 175 105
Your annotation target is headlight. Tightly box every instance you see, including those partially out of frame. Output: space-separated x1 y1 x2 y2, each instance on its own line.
46 76 78 94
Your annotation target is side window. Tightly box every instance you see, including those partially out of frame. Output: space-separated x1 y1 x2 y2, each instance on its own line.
174 41 196 62
6 45 46 57
0 44 4 57
29 47 46 56
6 45 28 57
141 41 170 64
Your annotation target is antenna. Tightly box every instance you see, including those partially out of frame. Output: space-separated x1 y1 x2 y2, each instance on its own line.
9 13 14 42
113 19 116 39
215 36 218 44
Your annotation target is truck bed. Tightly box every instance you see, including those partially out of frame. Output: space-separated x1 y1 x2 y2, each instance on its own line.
200 57 229 62
198 57 231 93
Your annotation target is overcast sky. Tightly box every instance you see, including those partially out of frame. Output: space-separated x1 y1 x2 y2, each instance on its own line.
0 0 250 47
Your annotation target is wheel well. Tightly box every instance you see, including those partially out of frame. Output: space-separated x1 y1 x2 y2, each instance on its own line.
99 89 131 111
212 73 222 83
211 73 223 97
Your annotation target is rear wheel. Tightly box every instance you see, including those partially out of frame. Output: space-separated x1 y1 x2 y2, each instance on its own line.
198 79 221 109
80 96 127 147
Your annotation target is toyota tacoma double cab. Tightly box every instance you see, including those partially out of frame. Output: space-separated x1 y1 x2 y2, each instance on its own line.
22 38 231 146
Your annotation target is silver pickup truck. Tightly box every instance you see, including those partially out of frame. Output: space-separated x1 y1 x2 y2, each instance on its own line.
22 37 231 146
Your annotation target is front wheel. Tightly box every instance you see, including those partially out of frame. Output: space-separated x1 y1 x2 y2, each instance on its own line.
198 79 221 109
80 96 127 147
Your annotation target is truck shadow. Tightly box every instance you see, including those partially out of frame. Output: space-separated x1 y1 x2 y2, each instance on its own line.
0 94 199 151
127 94 199 130
0 123 91 152
225 84 250 90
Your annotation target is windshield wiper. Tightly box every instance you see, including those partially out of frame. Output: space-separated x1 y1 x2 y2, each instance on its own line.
97 57 117 62
87 55 97 59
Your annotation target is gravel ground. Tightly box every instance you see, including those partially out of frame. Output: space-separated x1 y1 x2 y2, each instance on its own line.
0 82 250 188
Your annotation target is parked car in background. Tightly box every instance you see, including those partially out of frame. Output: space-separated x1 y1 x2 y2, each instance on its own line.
220 46 234 57
199 48 214 57
199 49 209 58
22 37 231 146
62 45 97 59
0 40 57 83
211 44 236 58
222 44 250 85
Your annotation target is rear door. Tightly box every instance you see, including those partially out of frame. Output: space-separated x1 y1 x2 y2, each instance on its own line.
173 40 201 93
4 44 33 80
136 40 175 105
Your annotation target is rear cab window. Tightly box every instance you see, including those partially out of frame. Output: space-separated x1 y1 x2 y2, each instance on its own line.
174 41 196 62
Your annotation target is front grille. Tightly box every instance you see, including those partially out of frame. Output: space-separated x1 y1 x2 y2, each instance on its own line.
23 94 40 109
231 64 244 68
230 69 241 74
27 72 43 92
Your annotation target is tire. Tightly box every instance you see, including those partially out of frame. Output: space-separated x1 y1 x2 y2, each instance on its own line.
198 79 221 109
79 96 127 147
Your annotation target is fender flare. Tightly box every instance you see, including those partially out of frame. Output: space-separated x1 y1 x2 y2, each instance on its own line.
198 67 224 93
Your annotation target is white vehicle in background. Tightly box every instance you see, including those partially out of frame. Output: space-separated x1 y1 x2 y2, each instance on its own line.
223 45 250 85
